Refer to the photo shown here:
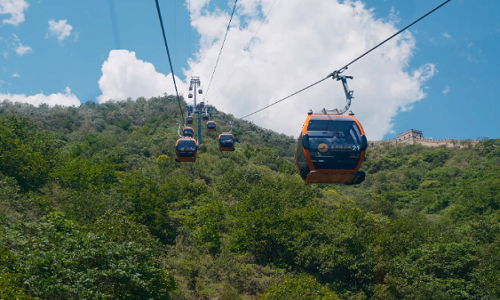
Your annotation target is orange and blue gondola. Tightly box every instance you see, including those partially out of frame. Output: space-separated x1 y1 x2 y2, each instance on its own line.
183 126 194 137
207 121 216 132
175 137 198 162
218 133 235 151
294 113 367 184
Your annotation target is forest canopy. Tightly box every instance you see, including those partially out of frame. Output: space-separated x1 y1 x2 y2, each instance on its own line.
0 96 499 299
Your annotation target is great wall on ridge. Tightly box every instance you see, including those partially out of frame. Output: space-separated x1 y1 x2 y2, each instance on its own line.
369 129 479 148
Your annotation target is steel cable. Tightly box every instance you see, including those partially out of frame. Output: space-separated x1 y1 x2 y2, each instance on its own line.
203 0 238 104
154 0 185 121
239 0 452 119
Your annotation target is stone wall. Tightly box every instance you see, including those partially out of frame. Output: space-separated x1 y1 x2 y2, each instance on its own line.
369 132 479 149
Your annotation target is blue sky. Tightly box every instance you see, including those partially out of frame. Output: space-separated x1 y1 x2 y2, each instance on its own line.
0 0 499 140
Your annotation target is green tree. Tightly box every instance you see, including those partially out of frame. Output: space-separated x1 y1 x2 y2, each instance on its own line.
260 275 340 300
0 116 57 190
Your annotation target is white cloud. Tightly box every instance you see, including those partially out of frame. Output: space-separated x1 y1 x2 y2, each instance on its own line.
0 86 80 106
467 42 473 48
442 32 451 39
442 86 450 95
15 43 31 55
46 19 72 43
11 72 19 77
183 0 436 140
97 50 187 103
0 0 29 26
11 33 32 55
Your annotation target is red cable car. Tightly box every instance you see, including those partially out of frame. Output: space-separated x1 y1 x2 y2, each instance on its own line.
207 121 216 132
185 116 193 125
202 113 210 120
175 137 198 162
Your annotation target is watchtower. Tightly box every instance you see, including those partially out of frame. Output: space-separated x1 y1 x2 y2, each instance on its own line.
397 129 423 144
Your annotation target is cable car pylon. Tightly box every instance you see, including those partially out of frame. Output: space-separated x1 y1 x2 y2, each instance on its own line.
189 76 203 145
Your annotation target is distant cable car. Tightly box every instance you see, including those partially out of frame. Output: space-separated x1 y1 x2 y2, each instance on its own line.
188 93 193 99
189 86 193 91
198 101 205 108
183 126 194 137
198 88 203 94
294 113 367 184
207 121 216 132
185 116 193 124
186 105 194 114
202 113 210 121
175 137 198 162
218 133 235 151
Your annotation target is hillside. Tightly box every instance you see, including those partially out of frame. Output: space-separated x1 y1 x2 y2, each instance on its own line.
0 96 499 299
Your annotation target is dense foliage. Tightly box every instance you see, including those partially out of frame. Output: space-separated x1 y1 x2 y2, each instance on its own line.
0 96 498 299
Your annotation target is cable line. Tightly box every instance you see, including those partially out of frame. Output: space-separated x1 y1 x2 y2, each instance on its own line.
337 0 451 73
240 76 331 119
154 0 184 120
108 0 121 49
216 0 279 100
188 0 191 77
203 0 238 103
239 0 452 119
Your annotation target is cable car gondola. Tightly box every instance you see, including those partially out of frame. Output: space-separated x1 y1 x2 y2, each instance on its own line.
207 121 216 132
197 101 205 108
202 113 210 121
295 113 367 184
198 88 203 94
188 93 193 98
183 126 194 137
294 72 366 185
175 137 198 162
218 133 235 151
185 116 193 124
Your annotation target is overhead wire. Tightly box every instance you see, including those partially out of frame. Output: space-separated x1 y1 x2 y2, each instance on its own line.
154 0 185 121
188 0 191 77
216 0 279 100
203 0 238 104
239 0 452 120
108 0 121 49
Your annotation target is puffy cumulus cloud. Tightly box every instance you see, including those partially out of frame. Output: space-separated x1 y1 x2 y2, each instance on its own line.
46 19 72 43
97 50 187 103
0 87 80 106
184 0 436 140
0 0 29 26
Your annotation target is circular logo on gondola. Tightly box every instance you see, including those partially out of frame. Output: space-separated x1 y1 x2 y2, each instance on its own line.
318 143 328 153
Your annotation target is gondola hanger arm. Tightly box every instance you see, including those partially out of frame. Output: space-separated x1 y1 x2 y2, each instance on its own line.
178 123 183 138
320 70 354 115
